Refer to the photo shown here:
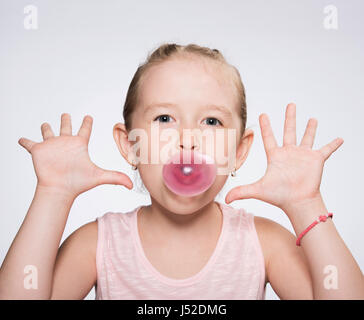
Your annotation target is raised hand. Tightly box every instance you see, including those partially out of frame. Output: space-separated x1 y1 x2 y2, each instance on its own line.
225 103 344 214
18 113 133 198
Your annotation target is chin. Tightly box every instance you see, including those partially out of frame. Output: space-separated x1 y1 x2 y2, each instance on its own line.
155 186 218 215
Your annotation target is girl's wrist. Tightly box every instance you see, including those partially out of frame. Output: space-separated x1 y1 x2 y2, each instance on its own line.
281 194 329 235
35 184 77 204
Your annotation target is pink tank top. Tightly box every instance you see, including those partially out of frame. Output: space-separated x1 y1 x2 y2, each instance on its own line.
95 201 266 299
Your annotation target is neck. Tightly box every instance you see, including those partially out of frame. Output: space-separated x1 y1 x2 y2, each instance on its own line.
140 198 222 239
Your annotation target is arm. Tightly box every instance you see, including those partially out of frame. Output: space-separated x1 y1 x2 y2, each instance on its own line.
284 196 364 299
0 113 132 299
226 103 364 299
50 220 97 300
0 189 98 300
255 216 314 300
259 197 364 300
0 186 75 299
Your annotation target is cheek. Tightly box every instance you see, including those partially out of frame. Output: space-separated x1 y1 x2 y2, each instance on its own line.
138 164 162 180
137 164 164 197
147 126 181 165
213 129 238 174
211 174 229 193
132 129 174 166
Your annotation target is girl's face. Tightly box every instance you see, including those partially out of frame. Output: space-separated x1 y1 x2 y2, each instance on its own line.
115 57 254 214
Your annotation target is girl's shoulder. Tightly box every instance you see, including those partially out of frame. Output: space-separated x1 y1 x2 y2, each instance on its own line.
65 209 135 262
253 215 300 286
253 215 297 252
51 220 98 299
253 215 314 299
65 220 98 259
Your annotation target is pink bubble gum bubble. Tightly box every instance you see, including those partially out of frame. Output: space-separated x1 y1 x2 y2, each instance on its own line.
162 150 217 197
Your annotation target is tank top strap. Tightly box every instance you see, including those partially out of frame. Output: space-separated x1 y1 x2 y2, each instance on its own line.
217 202 254 240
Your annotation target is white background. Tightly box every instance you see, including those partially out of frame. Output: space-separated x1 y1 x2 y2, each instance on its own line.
0 0 363 300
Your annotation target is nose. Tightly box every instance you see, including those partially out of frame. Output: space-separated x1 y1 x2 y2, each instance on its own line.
178 128 200 151
179 143 198 150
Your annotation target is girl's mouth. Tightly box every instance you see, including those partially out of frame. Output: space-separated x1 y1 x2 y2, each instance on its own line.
162 150 217 197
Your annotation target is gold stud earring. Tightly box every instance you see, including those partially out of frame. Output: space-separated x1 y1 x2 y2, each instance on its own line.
230 167 237 177
131 160 138 170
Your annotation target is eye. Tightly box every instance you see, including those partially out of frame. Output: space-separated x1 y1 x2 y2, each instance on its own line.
203 117 222 126
154 114 173 123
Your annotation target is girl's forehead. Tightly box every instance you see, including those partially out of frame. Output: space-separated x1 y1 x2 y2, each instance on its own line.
143 57 231 85
138 58 238 110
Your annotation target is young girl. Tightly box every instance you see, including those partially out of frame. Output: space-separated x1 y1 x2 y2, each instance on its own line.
0 43 363 300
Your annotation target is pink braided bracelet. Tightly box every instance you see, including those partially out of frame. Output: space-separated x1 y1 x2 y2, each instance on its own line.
296 213 333 246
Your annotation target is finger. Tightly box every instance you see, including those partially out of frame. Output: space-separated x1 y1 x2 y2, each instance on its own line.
225 183 261 204
259 113 278 155
318 137 344 161
18 137 37 153
299 118 318 149
41 122 55 140
283 103 297 146
77 115 93 144
97 169 133 189
60 113 72 136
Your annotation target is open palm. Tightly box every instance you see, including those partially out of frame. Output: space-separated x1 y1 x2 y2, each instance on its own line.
225 103 344 212
18 113 133 197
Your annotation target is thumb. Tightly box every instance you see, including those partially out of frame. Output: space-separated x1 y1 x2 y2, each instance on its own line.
96 168 133 190
225 182 261 204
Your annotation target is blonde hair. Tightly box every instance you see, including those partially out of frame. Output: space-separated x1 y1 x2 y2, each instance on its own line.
123 42 247 136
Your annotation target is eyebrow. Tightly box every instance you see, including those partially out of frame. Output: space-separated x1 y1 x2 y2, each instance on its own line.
143 102 233 119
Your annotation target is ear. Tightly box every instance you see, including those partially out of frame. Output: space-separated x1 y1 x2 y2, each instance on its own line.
235 128 254 170
113 123 135 166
